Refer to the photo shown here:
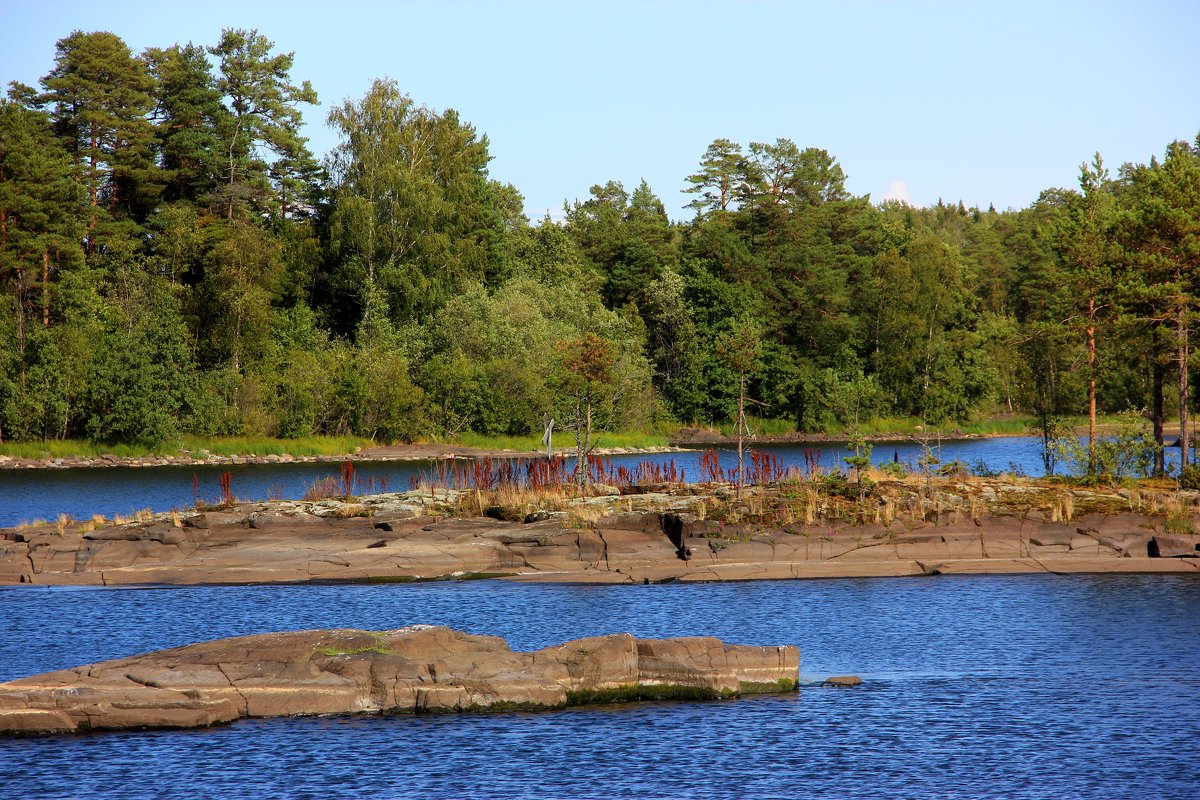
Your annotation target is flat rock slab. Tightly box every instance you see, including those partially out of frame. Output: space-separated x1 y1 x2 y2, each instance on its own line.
4 485 1197 586
0 626 799 735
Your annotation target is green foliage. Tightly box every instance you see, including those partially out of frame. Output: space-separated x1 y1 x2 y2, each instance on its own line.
84 266 195 445
326 78 511 326
208 28 319 220
1179 465 1200 491
39 30 161 239
1051 411 1160 482
1 28 1198 464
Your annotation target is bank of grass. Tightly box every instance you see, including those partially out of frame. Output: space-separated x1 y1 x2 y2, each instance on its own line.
451 430 673 452
0 435 372 461
711 415 1040 439
828 416 1038 437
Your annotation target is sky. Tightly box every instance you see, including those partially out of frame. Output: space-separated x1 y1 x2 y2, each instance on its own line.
3 0 1199 221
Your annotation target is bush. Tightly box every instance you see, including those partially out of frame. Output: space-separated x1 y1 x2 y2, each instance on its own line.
1179 465 1200 490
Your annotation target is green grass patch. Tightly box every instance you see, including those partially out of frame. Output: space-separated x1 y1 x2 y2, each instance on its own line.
178 435 371 457
317 643 393 657
838 416 1036 437
0 440 159 460
0 435 372 461
315 631 394 657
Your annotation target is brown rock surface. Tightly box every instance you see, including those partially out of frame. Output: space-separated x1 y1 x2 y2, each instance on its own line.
3 485 1199 586
0 626 799 735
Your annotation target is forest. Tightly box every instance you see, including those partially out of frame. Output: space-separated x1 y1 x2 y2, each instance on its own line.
2 29 1199 469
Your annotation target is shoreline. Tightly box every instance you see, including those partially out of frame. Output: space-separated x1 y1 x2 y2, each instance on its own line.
0 443 691 472
2 419 1182 472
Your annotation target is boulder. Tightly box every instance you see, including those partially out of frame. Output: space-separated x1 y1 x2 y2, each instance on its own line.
824 675 862 687
1148 535 1200 558
0 627 799 735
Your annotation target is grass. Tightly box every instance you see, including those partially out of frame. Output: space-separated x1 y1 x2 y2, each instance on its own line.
0 413 1151 463
819 416 1038 437
706 414 1040 439
0 435 373 461
178 436 371 457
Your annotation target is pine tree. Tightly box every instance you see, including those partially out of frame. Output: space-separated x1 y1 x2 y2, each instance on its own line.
0 100 85 347
208 29 318 221
39 30 160 246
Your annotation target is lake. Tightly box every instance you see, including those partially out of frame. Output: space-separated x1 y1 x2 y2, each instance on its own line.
1 575 1198 798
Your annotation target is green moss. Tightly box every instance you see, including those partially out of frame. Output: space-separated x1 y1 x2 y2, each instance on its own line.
317 644 393 657
315 631 394 657
635 683 734 702
739 678 799 694
565 685 641 706
462 699 566 713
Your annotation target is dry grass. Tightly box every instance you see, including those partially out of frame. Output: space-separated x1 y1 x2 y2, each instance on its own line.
451 482 575 520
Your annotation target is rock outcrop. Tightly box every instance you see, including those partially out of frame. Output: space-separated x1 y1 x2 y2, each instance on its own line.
2 483 1198 586
0 627 799 735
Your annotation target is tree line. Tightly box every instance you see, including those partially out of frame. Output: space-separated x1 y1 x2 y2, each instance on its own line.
1 29 1198 468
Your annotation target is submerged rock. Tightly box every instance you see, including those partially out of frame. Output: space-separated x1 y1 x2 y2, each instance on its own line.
0 627 799 735
824 675 863 687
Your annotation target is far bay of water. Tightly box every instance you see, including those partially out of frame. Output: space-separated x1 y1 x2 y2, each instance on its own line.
1 575 1198 798
0 437 1058 527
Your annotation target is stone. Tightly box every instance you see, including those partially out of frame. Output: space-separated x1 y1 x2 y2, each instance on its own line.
1149 535 1200 558
1029 531 1074 547
5 485 1200 586
824 675 862 687
0 627 799 735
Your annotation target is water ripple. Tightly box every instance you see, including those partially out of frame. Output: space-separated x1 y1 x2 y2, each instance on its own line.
1 575 1198 798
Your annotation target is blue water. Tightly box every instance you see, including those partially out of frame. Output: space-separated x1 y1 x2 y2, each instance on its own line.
0 437 1054 528
1 575 1198 798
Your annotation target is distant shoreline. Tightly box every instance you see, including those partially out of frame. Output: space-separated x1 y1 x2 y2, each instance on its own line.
0 420 1187 471
0 443 691 472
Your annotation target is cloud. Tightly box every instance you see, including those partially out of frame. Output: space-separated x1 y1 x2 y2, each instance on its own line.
883 180 910 204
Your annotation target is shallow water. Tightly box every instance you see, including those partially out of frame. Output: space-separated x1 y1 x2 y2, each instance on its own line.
2 575 1198 798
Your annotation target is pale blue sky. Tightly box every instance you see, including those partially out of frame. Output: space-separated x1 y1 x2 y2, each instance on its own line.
3 1 1198 219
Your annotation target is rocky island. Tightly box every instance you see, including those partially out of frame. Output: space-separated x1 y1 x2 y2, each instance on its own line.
0 626 800 735
1 478 1197 586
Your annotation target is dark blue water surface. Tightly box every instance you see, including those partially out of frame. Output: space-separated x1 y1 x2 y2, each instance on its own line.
0 438 1056 528
1 575 1198 799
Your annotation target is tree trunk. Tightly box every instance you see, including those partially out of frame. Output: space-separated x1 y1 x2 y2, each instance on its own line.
1153 361 1165 476
1087 294 1097 474
736 369 746 494
87 124 98 254
42 251 50 327
1179 299 1189 469
14 267 25 357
